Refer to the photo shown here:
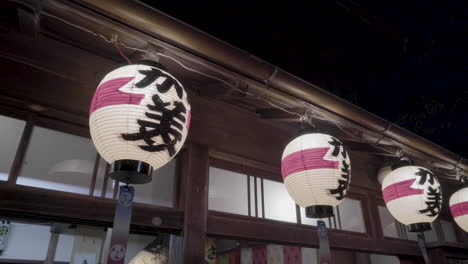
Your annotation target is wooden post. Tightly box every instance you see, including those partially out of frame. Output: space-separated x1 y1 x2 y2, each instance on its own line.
8 116 35 185
182 144 209 263
365 193 383 238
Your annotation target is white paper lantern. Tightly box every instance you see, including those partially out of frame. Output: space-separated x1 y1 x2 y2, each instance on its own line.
382 166 442 231
377 165 392 185
89 63 190 182
449 187 468 232
281 133 351 217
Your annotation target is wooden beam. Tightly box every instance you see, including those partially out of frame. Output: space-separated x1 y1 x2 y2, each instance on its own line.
8 116 34 185
207 212 422 256
0 183 183 232
182 144 209 263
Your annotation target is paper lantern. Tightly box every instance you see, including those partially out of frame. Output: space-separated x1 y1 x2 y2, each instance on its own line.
89 62 191 183
450 187 468 232
377 165 392 185
382 166 442 232
281 133 351 218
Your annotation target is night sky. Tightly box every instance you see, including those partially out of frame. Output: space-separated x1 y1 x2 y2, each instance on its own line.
143 0 467 157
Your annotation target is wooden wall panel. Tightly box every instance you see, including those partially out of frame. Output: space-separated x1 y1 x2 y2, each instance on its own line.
187 96 296 167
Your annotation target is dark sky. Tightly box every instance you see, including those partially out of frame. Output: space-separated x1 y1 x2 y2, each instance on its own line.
143 0 467 157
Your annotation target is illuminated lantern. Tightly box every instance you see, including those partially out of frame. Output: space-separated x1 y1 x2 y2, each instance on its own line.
281 133 351 218
89 62 191 183
450 187 468 232
382 166 442 232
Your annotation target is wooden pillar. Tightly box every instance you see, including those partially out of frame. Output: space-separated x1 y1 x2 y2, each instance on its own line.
427 247 448 264
182 144 209 263
365 193 383 239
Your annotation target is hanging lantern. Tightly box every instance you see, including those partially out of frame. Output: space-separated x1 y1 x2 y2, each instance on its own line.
450 187 468 232
382 165 442 232
89 61 191 184
281 133 351 218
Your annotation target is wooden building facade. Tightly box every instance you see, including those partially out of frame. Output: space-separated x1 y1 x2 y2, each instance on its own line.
0 0 467 263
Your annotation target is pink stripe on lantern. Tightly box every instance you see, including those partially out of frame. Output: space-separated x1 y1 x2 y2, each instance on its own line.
451 201 468 218
383 179 424 203
89 77 143 115
186 110 191 129
281 147 340 179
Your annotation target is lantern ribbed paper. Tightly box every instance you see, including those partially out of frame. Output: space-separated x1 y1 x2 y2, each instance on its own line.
281 133 351 207
382 166 442 225
89 63 191 170
450 187 468 232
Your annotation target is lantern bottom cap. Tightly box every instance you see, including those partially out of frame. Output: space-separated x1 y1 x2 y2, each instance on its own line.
305 205 334 219
110 159 153 184
408 222 432 233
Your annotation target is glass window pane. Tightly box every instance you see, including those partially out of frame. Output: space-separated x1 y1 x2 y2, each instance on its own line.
54 233 74 262
257 177 263 218
249 176 255 217
369 254 399 264
337 198 366 233
300 207 319 226
406 230 418 241
92 158 113 198
0 222 51 261
378 206 399 238
0 116 25 181
132 159 176 207
440 220 457 242
125 233 157 263
263 179 297 223
424 223 439 242
208 167 248 216
17 126 96 195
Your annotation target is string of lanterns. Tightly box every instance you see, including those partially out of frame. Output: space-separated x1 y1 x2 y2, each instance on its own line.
84 27 467 264
280 132 466 263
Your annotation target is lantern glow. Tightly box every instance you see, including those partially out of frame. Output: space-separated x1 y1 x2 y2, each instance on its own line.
382 166 442 232
89 62 190 183
449 187 468 232
281 133 351 218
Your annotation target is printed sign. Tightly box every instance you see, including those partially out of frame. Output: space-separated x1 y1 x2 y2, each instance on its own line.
0 221 10 252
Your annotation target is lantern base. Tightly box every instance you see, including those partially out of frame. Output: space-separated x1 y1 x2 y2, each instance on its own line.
110 160 153 184
408 223 432 233
305 206 334 218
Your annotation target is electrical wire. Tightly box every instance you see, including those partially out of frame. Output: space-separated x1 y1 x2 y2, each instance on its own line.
37 10 465 177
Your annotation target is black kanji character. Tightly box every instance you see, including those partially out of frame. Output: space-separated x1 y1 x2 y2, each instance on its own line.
328 137 342 157
419 186 442 217
341 148 348 159
330 179 349 201
330 160 350 200
136 67 183 99
415 168 435 185
122 94 187 156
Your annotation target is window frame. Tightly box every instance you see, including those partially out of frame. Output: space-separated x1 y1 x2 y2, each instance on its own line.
208 155 370 236
0 111 182 208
